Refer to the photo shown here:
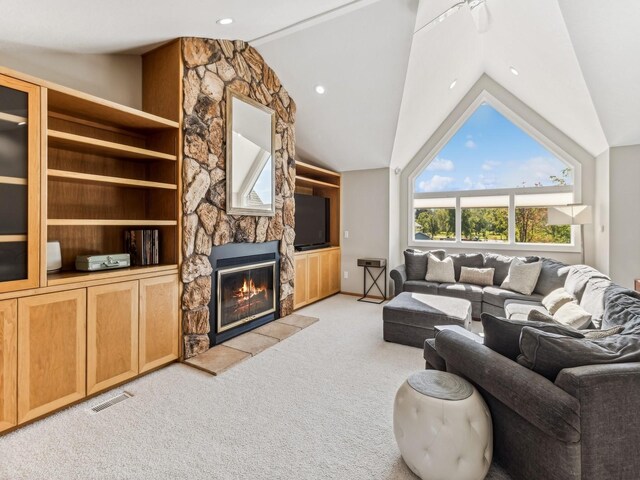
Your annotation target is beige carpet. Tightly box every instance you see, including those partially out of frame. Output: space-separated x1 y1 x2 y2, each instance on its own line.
0 294 510 479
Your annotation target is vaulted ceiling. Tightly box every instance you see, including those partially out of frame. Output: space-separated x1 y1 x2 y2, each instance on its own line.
0 0 637 171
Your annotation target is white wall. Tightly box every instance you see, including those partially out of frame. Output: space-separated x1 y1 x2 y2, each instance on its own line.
0 49 142 108
341 168 390 296
593 149 610 274
609 145 640 288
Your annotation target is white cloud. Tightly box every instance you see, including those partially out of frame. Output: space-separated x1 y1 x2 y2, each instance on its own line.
465 139 477 149
463 176 473 188
419 175 454 192
501 156 572 187
427 157 454 171
481 160 501 171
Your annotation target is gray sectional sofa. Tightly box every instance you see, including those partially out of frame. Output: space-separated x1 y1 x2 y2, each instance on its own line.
403 250 640 479
390 250 566 318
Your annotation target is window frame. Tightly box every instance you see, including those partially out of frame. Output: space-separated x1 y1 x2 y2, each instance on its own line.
407 92 582 254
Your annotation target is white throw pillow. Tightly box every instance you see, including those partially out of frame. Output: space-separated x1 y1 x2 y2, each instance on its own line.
501 259 542 295
553 301 592 329
459 267 495 287
542 288 575 315
425 254 455 283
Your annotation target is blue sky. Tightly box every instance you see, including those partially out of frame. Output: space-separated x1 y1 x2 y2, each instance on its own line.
414 103 572 193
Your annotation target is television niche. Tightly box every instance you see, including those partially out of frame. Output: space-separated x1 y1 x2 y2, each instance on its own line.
294 193 330 251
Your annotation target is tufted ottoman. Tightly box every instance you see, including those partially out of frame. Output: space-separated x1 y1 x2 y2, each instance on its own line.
393 370 493 480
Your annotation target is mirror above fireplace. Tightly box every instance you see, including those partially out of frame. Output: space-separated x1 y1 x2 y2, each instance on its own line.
226 88 276 216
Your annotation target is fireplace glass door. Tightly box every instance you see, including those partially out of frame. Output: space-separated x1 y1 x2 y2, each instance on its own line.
217 260 276 333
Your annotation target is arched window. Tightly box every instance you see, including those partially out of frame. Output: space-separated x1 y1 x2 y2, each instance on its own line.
411 101 577 248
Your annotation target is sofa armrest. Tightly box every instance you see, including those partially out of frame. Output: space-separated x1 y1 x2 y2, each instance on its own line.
390 264 407 297
435 330 581 442
555 363 640 479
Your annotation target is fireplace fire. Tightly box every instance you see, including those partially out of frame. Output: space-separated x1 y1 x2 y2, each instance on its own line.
217 260 276 333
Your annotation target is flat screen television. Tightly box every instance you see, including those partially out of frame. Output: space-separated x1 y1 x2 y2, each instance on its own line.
294 194 329 248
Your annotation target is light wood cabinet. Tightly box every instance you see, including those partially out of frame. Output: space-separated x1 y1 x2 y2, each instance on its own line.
139 274 179 373
294 248 340 309
0 74 41 294
17 289 86 423
0 300 17 432
87 281 139 395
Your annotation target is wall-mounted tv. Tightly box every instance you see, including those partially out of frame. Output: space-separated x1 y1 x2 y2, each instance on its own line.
294 193 329 249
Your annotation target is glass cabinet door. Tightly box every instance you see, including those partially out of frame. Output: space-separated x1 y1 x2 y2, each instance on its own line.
0 74 40 292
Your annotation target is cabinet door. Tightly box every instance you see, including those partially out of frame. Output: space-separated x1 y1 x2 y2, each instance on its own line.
329 249 341 294
319 250 332 298
17 289 86 423
0 300 17 432
139 275 179 373
307 253 321 304
0 75 40 293
87 281 139 395
293 255 308 309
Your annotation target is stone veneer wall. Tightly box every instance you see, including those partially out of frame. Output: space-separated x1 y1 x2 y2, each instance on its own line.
180 38 296 358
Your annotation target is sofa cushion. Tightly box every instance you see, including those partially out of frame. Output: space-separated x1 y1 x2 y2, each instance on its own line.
564 265 609 302
534 258 570 296
501 259 543 295
449 253 484 281
542 288 575 315
438 282 484 303
481 313 583 361
404 249 428 280
582 326 625 339
483 286 544 308
528 310 555 323
424 338 446 371
504 299 547 320
403 280 439 295
483 253 514 285
459 266 494 287
579 277 615 328
602 288 640 332
426 254 455 283
554 302 593 329
518 328 640 381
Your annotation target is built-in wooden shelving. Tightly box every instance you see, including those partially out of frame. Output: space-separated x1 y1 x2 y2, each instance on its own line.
0 235 27 243
48 219 177 226
48 130 177 161
296 175 340 189
48 169 177 190
47 263 178 286
0 176 27 185
0 112 27 124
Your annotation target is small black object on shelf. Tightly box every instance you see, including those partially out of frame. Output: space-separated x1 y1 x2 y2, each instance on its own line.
357 258 387 304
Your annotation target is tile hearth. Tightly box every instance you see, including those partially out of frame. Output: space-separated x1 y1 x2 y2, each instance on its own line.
184 314 319 375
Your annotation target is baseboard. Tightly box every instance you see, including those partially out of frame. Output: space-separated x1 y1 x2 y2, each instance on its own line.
340 291 386 300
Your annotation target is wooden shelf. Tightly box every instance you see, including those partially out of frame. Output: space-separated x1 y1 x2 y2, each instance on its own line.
48 130 177 161
48 169 177 190
47 88 179 131
0 112 27 124
0 235 26 243
47 264 178 286
0 176 27 186
296 160 341 179
48 219 177 226
296 175 340 189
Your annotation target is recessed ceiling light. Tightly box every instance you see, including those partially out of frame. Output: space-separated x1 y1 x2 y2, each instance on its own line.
509 66 519 76
449 79 457 90
217 18 233 25
314 85 326 95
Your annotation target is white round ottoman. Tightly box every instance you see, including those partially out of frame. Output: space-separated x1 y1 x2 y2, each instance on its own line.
393 370 493 480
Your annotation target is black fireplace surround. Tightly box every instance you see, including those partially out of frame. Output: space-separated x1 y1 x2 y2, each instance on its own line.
208 241 280 345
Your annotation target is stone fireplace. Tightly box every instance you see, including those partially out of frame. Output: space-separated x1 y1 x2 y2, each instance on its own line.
180 37 296 358
208 241 280 345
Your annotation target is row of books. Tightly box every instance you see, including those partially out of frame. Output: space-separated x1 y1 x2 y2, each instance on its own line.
124 229 159 266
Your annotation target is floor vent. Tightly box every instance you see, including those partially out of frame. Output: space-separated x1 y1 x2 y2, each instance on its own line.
89 392 132 414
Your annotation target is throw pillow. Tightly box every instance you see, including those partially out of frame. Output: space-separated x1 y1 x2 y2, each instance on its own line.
459 267 495 287
553 301 592 329
534 258 570 296
481 313 583 361
450 253 484 281
542 288 575 315
580 326 625 339
425 253 455 283
527 310 555 323
501 259 543 295
518 327 640 380
403 249 446 280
